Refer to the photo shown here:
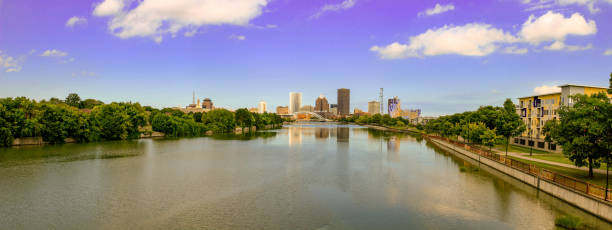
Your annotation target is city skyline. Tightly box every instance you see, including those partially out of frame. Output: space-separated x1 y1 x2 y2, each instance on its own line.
1 0 612 116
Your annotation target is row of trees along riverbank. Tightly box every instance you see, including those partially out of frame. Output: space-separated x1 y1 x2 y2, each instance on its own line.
0 93 285 147
423 89 612 179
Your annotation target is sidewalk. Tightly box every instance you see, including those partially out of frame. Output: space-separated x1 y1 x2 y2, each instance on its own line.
491 149 608 174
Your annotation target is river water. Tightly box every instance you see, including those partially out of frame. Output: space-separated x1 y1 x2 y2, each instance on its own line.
0 123 609 229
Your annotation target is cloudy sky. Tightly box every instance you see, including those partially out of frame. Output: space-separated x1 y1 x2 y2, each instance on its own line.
1 0 611 115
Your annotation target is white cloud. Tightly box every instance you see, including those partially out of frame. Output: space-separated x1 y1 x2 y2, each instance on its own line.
311 0 356 19
418 3 455 17
93 0 268 42
65 16 87 28
544 41 592 51
533 85 561 94
370 23 518 59
93 0 125 16
0 51 23 73
40 49 68 57
370 42 412 59
604 48 612 55
229 34 246 41
503 46 529 54
521 0 612 14
520 11 596 46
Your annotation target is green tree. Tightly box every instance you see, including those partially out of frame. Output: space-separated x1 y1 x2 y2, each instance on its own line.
234 108 254 129
39 104 76 143
202 109 235 133
481 128 503 151
65 93 81 108
91 103 130 140
544 93 610 177
496 99 526 156
461 122 488 144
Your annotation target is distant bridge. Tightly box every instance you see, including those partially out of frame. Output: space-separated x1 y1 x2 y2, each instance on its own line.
294 111 332 121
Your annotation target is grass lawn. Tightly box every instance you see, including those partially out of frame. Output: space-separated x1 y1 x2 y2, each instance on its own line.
508 156 610 187
494 143 551 154
527 154 609 170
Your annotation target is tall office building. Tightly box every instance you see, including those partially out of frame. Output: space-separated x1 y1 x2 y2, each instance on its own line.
314 95 329 112
337 88 350 116
388 96 401 118
368 101 380 115
258 101 267 114
289 92 302 114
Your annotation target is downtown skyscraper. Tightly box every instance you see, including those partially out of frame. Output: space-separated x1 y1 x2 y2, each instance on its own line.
337 88 350 116
289 92 302 114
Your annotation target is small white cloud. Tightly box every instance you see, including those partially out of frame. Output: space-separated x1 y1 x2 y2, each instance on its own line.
503 46 529 54
184 29 198 37
311 0 356 19
93 0 268 42
418 3 455 17
266 24 278 28
370 23 518 59
40 49 68 57
370 42 412 59
65 16 87 28
0 51 24 73
544 41 592 51
534 85 561 95
604 49 612 55
229 34 246 41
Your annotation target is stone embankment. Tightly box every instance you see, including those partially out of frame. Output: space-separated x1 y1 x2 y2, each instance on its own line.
428 137 612 222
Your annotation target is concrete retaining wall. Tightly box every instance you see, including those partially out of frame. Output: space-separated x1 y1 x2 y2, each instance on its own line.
429 138 612 222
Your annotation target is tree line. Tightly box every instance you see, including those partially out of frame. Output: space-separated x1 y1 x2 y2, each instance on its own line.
0 93 284 147
421 99 525 154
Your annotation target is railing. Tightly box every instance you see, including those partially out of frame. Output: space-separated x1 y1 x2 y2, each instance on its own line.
426 135 612 202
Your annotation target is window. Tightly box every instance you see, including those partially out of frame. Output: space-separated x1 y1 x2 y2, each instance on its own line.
549 143 556 151
520 139 526 145
537 142 545 148
514 138 519 144
528 140 534 146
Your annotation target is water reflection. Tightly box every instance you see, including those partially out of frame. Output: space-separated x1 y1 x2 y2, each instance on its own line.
0 124 610 229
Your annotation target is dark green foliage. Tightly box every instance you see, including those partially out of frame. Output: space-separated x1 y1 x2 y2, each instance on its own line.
234 108 254 128
65 93 81 108
202 109 235 133
38 104 75 143
544 93 611 177
0 127 13 147
151 112 206 137
91 103 130 140
0 94 284 147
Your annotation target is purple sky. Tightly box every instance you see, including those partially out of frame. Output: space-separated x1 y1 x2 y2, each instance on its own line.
1 0 611 115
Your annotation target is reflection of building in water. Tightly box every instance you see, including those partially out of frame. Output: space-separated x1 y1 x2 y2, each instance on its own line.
336 134 350 191
288 127 302 145
387 136 400 162
336 127 349 142
314 128 330 139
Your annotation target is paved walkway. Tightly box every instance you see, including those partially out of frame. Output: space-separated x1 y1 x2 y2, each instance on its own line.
491 149 608 174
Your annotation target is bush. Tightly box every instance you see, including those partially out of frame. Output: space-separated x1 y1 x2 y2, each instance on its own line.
0 127 14 147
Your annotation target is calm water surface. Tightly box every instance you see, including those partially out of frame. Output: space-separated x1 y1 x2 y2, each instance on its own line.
0 123 610 229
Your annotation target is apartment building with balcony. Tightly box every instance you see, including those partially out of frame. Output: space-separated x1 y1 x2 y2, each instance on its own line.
514 84 610 153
